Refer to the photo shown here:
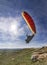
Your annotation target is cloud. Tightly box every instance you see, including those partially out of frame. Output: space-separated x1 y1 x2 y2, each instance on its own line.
0 16 26 43
0 41 47 49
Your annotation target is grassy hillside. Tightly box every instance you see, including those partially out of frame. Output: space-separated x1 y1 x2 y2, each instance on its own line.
0 47 47 65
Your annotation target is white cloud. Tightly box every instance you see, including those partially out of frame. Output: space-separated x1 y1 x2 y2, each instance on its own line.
1 17 25 35
0 41 47 49
0 16 26 43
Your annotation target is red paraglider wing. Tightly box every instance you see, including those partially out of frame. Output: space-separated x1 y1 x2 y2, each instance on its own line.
22 11 36 34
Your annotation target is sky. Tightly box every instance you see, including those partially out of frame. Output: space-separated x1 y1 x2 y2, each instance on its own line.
0 0 47 49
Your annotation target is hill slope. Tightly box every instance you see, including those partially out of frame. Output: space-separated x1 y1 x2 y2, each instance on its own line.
0 47 47 65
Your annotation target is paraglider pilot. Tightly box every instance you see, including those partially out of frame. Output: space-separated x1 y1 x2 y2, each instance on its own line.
25 34 34 43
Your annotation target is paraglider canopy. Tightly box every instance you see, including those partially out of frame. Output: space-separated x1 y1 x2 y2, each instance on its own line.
21 11 36 43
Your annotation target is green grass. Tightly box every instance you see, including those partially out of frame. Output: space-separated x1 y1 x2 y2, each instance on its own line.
0 47 47 65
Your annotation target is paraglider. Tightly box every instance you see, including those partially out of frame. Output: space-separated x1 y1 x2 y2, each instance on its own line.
21 11 36 43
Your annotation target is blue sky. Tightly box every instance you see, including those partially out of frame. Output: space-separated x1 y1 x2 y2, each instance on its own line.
0 0 47 48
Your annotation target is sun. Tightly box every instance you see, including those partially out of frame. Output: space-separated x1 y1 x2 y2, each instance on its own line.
10 22 18 35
